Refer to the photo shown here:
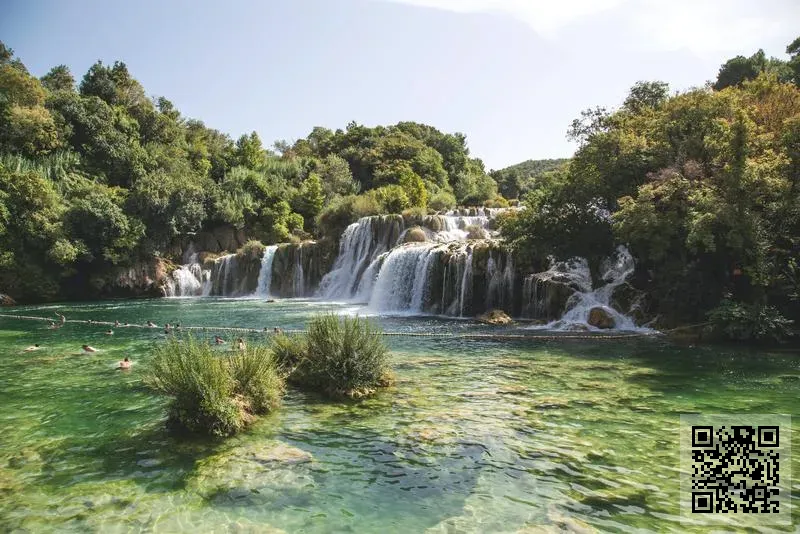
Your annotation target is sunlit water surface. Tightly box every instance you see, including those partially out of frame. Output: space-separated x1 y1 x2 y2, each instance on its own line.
1 298 798 532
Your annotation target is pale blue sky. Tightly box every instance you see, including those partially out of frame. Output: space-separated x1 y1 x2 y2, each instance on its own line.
2 0 798 169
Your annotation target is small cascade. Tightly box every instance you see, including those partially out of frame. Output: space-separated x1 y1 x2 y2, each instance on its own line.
525 246 646 331
164 244 209 297
318 215 405 300
255 245 278 298
369 244 443 313
293 244 306 297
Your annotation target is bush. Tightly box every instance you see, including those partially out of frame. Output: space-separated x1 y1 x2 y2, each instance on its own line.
707 300 794 344
465 224 488 240
352 192 382 218
373 185 410 214
229 345 284 413
401 206 428 219
428 190 456 211
236 240 265 261
144 337 284 437
290 314 392 398
270 333 307 376
485 195 509 208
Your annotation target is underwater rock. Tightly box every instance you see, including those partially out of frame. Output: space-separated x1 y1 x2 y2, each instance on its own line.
0 293 15 306
588 307 616 329
476 309 513 325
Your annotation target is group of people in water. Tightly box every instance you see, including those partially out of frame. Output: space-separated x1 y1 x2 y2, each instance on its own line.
24 311 273 369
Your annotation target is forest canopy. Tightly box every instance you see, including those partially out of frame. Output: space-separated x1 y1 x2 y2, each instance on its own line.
0 42 505 301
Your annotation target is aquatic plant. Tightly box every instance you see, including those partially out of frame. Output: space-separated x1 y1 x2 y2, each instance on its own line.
144 337 283 436
287 314 392 399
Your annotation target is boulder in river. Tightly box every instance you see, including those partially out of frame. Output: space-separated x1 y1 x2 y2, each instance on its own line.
476 309 513 325
588 307 616 329
0 293 16 306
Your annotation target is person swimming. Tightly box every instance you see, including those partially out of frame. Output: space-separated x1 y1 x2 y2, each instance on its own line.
82 345 97 353
146 321 156 328
23 344 40 352
118 357 131 370
105 329 114 335
114 320 120 327
164 323 172 334
55 312 66 324
236 338 246 351
214 335 226 345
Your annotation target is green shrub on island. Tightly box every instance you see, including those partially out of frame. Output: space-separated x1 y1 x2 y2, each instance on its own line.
273 314 393 399
270 333 307 376
144 337 284 437
707 300 794 344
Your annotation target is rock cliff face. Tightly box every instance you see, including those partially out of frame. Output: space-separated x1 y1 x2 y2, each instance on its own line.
91 258 169 298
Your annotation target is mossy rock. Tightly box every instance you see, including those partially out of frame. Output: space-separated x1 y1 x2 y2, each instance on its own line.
588 307 616 329
476 309 513 325
402 227 428 243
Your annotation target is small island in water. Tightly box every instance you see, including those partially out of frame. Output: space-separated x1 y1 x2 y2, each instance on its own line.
0 23 798 534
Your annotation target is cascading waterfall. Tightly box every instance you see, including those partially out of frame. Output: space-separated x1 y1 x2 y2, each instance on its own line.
255 245 278 298
161 207 647 329
164 244 209 297
525 246 647 331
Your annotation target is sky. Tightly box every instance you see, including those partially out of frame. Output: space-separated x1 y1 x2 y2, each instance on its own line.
2 0 798 170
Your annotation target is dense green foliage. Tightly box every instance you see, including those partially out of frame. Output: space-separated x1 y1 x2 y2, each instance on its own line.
144 337 283 437
489 158 570 199
502 39 800 336
0 42 503 302
707 299 794 344
271 314 392 399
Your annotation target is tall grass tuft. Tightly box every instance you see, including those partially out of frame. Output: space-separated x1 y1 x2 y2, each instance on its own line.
229 345 284 413
270 333 307 376
144 337 284 437
288 314 392 399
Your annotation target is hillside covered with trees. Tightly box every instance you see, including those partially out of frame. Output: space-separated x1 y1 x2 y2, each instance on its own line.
0 42 505 302
501 37 800 337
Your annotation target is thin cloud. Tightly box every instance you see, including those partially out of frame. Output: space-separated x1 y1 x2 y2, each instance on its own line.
377 0 799 56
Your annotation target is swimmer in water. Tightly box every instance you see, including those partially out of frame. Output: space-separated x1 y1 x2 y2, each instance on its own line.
82 345 98 353
146 321 156 328
55 312 66 324
236 338 246 351
118 357 131 370
23 344 40 352
114 320 120 327
214 335 226 345
105 329 114 335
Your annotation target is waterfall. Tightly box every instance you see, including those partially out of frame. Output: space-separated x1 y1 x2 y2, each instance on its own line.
255 245 278 298
369 244 443 313
164 244 209 297
319 211 505 305
317 216 404 300
293 244 306 297
556 246 639 329
525 246 646 331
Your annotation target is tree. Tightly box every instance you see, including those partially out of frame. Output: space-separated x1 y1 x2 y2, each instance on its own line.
623 81 669 112
236 131 267 169
317 153 358 200
41 65 75 93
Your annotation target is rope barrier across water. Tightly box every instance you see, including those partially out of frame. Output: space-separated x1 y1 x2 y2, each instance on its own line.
0 313 660 341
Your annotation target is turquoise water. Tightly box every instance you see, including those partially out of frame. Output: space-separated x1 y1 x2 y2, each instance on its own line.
0 298 798 532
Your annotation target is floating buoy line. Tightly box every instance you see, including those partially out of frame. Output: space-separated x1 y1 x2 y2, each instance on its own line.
0 313 660 341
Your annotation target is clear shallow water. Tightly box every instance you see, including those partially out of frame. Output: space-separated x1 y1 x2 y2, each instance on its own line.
1 298 799 533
